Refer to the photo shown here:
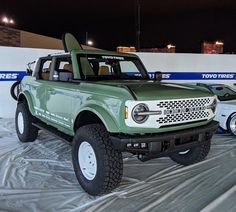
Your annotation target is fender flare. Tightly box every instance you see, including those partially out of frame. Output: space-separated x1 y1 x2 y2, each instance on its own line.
18 91 35 115
76 105 120 133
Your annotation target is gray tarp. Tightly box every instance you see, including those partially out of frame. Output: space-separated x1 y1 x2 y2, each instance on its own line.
0 118 235 212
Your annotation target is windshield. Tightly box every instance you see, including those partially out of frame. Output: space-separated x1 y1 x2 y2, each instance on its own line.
77 54 149 80
208 85 236 101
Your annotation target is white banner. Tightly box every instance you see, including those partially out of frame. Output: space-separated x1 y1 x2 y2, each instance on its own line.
0 46 60 118
1 47 236 118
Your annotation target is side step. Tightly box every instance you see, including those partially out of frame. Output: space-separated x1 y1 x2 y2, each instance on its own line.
33 121 73 144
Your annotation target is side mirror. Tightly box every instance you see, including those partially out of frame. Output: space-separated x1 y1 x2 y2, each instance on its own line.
154 71 162 81
26 68 33 76
26 61 36 76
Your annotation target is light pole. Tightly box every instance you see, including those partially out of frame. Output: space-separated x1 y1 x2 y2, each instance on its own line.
86 31 88 45
85 31 94 46
136 0 141 51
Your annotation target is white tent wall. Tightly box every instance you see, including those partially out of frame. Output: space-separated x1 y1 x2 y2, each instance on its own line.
0 46 61 118
1 47 236 118
136 52 236 87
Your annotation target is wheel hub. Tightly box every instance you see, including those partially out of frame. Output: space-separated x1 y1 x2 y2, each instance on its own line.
230 115 236 135
178 149 190 155
17 112 24 134
78 141 97 180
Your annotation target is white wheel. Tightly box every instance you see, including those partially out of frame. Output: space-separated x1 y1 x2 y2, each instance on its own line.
17 112 24 134
229 114 236 135
178 149 190 155
78 141 97 180
15 103 38 142
72 124 123 195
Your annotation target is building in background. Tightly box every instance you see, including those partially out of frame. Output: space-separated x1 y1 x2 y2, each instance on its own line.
140 44 176 53
117 44 176 53
117 46 136 53
201 40 224 54
0 26 98 50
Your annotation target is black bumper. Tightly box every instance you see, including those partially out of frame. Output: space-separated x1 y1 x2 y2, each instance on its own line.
110 121 218 160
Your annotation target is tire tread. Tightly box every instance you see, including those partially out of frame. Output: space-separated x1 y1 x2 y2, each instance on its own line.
170 140 211 166
72 124 123 195
15 102 38 142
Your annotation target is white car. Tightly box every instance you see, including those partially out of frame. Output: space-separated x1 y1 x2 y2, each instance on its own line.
197 83 236 135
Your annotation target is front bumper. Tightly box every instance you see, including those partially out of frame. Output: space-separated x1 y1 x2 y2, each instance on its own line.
110 121 218 160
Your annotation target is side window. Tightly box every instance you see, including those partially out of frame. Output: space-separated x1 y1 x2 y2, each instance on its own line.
98 62 111 76
120 61 139 74
38 59 52 80
79 57 95 77
52 57 73 82
59 61 70 69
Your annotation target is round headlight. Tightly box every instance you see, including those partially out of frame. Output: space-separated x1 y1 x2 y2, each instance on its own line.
211 98 217 113
207 98 217 113
132 104 149 123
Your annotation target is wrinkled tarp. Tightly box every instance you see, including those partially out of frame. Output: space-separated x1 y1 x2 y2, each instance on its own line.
0 118 235 212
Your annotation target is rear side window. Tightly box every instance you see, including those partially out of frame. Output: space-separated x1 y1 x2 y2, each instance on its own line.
120 61 140 74
52 57 73 82
38 59 52 80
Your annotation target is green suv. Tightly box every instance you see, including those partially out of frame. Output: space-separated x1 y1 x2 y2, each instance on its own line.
15 33 218 195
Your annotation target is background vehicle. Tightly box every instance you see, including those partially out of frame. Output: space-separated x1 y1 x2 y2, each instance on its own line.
15 33 218 195
197 83 236 135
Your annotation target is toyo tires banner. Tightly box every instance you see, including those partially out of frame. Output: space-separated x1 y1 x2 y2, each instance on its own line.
145 72 236 80
1 71 236 82
0 71 27 81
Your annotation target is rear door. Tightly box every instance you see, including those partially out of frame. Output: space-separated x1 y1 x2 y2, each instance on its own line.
44 56 78 133
31 57 52 120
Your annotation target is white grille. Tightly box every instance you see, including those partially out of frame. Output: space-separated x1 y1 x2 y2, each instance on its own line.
157 98 211 126
157 98 211 109
125 97 215 129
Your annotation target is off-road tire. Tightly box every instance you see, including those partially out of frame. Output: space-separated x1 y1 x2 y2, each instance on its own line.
15 102 38 142
10 81 20 101
169 140 211 166
72 124 123 195
226 113 236 136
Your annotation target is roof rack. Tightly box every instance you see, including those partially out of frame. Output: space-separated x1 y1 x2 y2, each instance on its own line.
47 52 70 57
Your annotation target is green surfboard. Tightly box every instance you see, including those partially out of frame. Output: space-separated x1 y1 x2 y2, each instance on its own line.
62 33 83 52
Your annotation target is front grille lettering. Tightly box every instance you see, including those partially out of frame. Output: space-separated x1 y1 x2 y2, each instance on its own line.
158 98 211 125
164 106 206 115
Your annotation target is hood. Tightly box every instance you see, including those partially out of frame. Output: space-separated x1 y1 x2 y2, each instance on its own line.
218 99 236 109
219 99 236 105
97 80 213 101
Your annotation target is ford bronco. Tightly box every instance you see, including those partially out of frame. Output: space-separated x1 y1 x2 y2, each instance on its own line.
15 33 218 195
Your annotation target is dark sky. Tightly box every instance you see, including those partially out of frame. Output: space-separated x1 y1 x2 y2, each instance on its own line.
1 0 236 53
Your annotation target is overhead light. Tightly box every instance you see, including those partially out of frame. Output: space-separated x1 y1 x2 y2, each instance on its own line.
2 17 9 24
167 44 176 49
1 16 14 25
87 40 93 46
215 41 224 45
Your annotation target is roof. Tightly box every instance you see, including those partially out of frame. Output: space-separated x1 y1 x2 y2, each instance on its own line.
49 49 138 58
